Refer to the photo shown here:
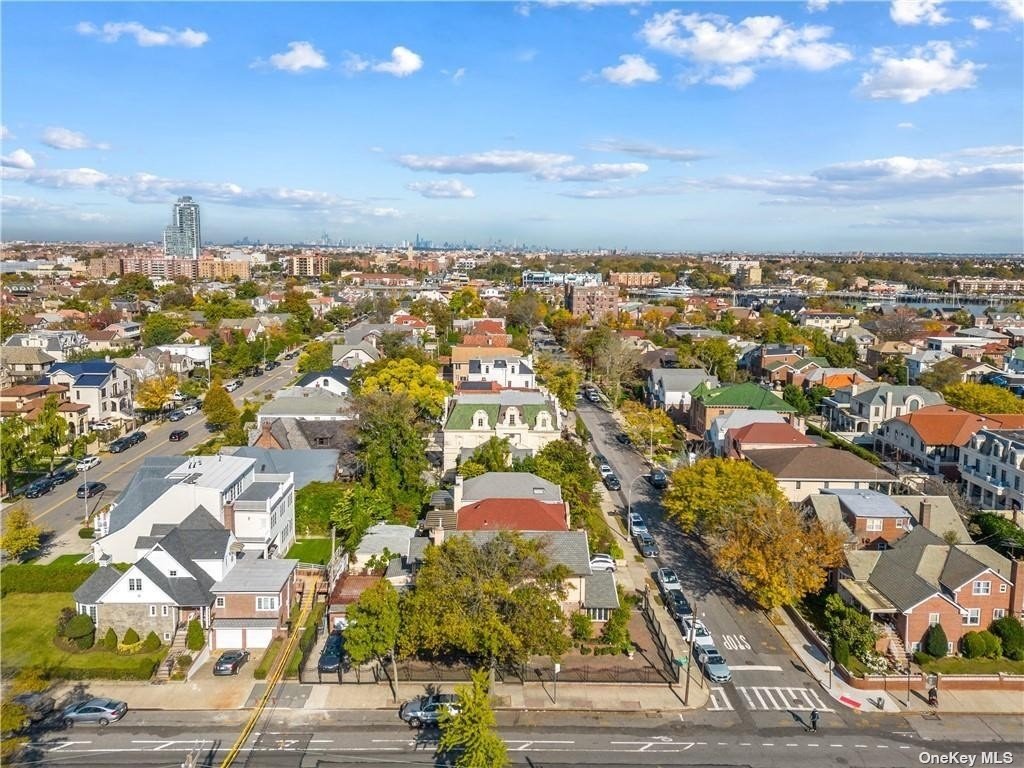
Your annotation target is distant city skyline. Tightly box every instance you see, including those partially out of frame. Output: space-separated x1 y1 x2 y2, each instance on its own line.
1 1 1022 251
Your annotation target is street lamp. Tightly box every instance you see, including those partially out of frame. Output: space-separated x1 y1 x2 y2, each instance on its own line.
626 472 647 518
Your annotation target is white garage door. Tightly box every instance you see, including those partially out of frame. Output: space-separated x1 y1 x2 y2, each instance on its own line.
245 628 273 649
215 628 243 649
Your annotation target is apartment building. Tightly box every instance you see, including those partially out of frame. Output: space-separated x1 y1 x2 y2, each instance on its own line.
960 428 1024 511
608 272 661 288
44 360 135 425
287 254 330 277
567 284 619 322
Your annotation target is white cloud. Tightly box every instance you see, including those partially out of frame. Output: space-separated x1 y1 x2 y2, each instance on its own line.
639 11 851 89
1 149 36 169
534 162 648 181
262 41 328 73
897 121 916 129
588 139 709 161
970 16 993 29
41 126 110 151
397 150 574 174
407 180 476 199
601 54 660 85
954 145 1023 158
451 67 466 83
343 52 370 74
76 21 208 47
806 0 833 12
559 184 680 198
372 46 423 77
991 0 1023 21
1 195 110 223
859 42 981 103
0 125 11 140
890 0 951 25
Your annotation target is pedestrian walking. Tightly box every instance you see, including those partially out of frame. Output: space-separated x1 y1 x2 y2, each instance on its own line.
810 708 820 733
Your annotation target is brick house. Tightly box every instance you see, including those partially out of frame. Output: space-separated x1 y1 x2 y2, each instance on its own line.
688 382 797 435
210 558 298 650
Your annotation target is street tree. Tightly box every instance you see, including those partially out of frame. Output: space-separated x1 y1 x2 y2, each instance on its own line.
0 505 43 561
596 332 639 405
711 497 846 609
534 355 582 411
296 341 332 374
358 358 453 420
30 395 69 472
345 580 401 688
619 401 675 458
135 375 179 412
662 458 785 533
202 377 240 429
0 416 29 496
942 382 1024 414
436 669 508 768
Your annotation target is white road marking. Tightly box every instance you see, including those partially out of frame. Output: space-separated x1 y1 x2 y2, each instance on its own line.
720 634 752 651
707 686 735 711
730 665 784 671
736 686 834 712
46 741 91 751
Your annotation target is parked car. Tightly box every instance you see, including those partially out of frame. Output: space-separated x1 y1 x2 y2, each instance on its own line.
76 481 106 499
89 419 116 431
181 404 200 416
167 410 186 422
681 617 716 649
171 391 188 401
399 693 460 728
265 360 280 370
169 430 189 442
60 697 127 727
213 650 250 676
49 467 78 484
603 474 621 491
633 531 658 558
598 464 614 478
695 645 732 683
590 554 616 572
126 431 146 445
649 469 669 489
317 631 346 674
665 590 693 620
108 438 130 454
654 567 681 596
224 380 243 392
76 456 101 471
591 453 607 467
615 433 633 446
24 477 55 498
627 512 647 536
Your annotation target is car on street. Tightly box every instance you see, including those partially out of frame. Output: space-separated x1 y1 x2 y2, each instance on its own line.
695 645 732 683
126 431 147 445
648 469 669 489
108 438 131 454
633 531 658 558
603 474 621 491
50 467 78 484
169 430 189 442
76 481 106 499
76 456 101 471
654 567 681 596
171 391 188 401
61 697 128 727
399 693 460 728
265 360 280 370
317 631 346 674
224 380 243 392
615 432 633 446
213 650 250 676
681 617 716 649
664 590 693 620
24 477 55 498
181 404 199 416
591 453 607 467
590 554 616 572
627 512 647 536
597 463 614 478
167 410 186 422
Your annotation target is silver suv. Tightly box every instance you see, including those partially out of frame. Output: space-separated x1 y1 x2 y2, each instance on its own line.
399 693 460 728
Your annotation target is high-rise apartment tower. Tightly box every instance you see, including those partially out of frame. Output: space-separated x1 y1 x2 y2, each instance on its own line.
163 196 201 259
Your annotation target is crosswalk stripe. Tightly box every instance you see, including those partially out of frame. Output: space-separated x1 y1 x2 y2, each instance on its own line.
731 687 835 713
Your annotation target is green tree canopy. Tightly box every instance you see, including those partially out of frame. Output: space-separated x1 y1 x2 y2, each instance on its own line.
662 458 786 533
0 505 43 561
330 483 392 552
918 357 966 392
201 377 240 429
296 341 332 374
141 312 185 347
354 392 429 515
345 580 401 671
437 669 508 768
619 401 675 457
358 358 452 420
30 395 69 472
943 382 1024 414
534 355 582 411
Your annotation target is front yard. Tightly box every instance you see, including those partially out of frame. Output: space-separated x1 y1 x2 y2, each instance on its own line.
1 593 166 678
919 656 1024 676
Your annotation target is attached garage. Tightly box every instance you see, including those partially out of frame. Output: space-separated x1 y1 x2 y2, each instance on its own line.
245 628 274 649
213 628 244 650
212 619 280 650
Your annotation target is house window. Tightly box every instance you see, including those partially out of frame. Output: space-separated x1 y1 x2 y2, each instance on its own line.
964 608 981 626
993 609 1006 620
795 481 802 490
477 418 485 427
972 580 991 596
865 518 883 532
161 605 169 616
910 641 920 652
149 605 156 617
215 597 225 608
256 596 279 611
1000 583 1008 593
169 570 177 577
129 578 142 591
163 632 171 641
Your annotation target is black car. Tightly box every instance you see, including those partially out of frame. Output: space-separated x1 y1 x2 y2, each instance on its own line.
108 438 130 454
76 481 107 499
50 467 78 484
126 431 146 445
591 453 607 468
603 474 621 491
615 433 633 446
213 650 250 676
633 531 658 558
169 430 189 442
24 477 55 498
264 360 280 370
649 469 669 489
665 590 694 620
317 631 346 674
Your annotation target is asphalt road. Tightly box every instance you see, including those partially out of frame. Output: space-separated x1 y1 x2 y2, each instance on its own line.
576 400 870 731
16 356 303 540
15 709 1024 767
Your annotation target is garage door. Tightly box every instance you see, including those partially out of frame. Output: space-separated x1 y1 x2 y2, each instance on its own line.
215 628 243 649
245 628 273 649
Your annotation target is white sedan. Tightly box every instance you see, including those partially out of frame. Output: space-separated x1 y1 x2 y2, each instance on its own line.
681 618 716 649
181 404 199 415
76 456 101 471
590 554 616 572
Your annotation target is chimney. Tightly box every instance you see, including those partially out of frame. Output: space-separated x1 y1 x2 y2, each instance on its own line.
885 389 894 415
223 503 235 533
453 475 464 511
1010 560 1024 619
431 518 445 547
919 500 933 530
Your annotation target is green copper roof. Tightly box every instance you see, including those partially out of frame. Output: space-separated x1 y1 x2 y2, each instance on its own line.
698 382 797 412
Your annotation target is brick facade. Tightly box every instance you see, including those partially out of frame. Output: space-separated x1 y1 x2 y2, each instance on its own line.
211 579 294 638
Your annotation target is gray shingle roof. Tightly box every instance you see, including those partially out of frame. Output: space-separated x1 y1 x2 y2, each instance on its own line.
461 473 562 503
212 558 298 593
135 558 214 607
745 447 894 481
865 549 938 612
105 456 184 535
939 546 988 592
461 530 591 576
211 617 280 628
222 446 338 490
72 565 122 604
259 389 351 417
583 571 619 610
650 368 718 394
0 346 56 364
295 367 353 388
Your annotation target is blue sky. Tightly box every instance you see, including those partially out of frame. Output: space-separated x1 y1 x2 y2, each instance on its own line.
1 1 1022 251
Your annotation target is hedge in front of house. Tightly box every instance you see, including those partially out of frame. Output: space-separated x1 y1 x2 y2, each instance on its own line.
45 657 159 681
254 638 285 680
0 564 98 596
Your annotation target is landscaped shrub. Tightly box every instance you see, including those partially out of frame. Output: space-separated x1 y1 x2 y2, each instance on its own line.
176 654 193 670
990 616 1024 661
64 613 95 650
912 651 934 667
186 619 204 652
0 564 99 596
122 627 140 645
961 631 986 659
924 623 948 658
55 607 76 637
600 605 631 653
978 630 1002 658
101 628 118 651
254 638 284 680
824 594 877 659
46 658 159 681
570 613 592 643
141 631 161 653
78 528 94 539
831 636 851 668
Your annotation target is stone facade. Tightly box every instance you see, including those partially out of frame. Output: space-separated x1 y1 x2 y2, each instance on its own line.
95 602 177 642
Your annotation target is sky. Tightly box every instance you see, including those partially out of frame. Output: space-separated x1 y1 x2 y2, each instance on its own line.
1 0 1022 252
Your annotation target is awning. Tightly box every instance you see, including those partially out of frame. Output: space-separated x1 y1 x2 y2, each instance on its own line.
838 578 897 615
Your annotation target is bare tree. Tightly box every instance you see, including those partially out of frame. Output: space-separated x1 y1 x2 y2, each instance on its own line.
598 333 640 405
874 310 921 342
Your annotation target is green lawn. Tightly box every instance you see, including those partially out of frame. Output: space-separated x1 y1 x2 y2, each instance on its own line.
45 554 89 568
286 538 334 565
0 593 165 675
920 656 1024 675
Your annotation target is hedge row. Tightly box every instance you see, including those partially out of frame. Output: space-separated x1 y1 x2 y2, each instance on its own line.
44 658 159 681
253 638 284 681
0 564 98 596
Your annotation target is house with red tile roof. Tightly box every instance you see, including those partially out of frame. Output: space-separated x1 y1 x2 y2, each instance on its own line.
456 498 569 531
726 422 815 459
